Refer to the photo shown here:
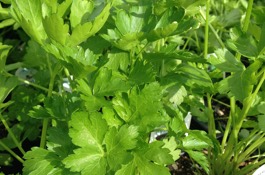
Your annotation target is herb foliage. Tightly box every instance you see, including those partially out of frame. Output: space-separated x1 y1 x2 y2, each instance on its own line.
0 0 265 174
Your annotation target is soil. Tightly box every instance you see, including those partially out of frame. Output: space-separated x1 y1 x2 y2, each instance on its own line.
169 154 207 175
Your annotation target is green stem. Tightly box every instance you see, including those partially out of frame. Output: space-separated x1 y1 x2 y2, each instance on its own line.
200 11 225 49
4 62 24 72
207 94 216 138
40 61 60 148
0 141 24 164
204 0 210 59
0 113 25 155
242 0 254 32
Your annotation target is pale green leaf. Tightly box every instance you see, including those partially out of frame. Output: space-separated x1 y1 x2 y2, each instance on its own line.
68 112 108 147
115 6 145 35
11 0 47 43
43 13 69 45
63 111 108 174
70 0 94 28
68 3 111 46
163 137 181 161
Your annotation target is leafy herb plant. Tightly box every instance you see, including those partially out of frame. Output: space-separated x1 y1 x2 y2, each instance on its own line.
0 0 265 175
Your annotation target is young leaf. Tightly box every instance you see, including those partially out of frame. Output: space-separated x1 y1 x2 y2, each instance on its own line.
115 6 145 35
163 137 181 161
70 0 94 28
10 0 47 43
63 111 108 174
43 13 69 45
68 3 111 46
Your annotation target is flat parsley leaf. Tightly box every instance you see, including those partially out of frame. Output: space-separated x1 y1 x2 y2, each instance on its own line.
63 111 108 174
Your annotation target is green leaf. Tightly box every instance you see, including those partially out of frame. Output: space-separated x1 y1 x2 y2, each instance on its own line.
0 75 19 103
176 64 213 91
182 130 213 150
0 124 23 150
144 51 207 63
63 111 108 174
47 122 75 158
23 40 48 68
23 147 76 175
105 125 138 171
0 43 12 72
163 137 181 161
134 152 171 175
227 33 258 58
186 150 209 173
218 60 262 102
167 85 187 106
105 125 138 152
208 48 245 72
0 18 15 29
258 115 265 131
68 3 111 46
70 0 94 28
93 68 131 96
104 51 130 71
113 82 169 133
43 13 69 45
11 0 47 43
258 24 265 56
68 111 107 147
115 6 145 35
145 141 174 165
129 60 156 85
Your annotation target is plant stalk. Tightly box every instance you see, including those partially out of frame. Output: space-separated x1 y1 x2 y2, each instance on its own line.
0 141 24 164
0 113 25 155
